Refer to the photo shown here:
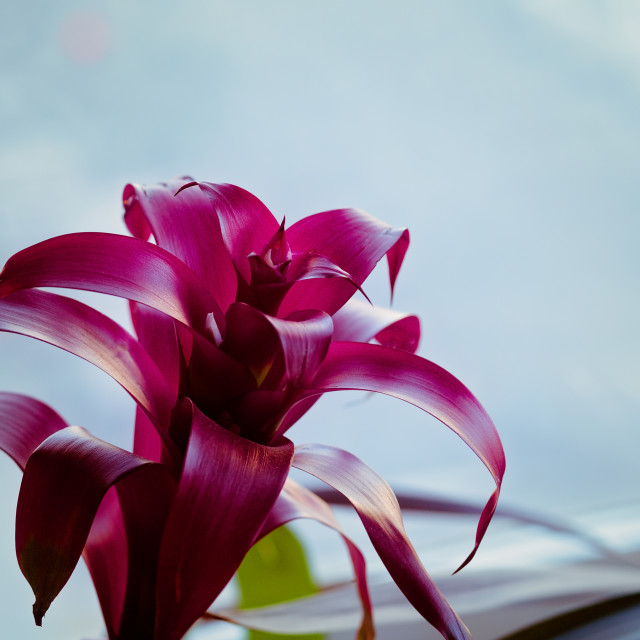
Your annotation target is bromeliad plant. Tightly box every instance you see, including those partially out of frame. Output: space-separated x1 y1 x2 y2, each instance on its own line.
0 178 505 640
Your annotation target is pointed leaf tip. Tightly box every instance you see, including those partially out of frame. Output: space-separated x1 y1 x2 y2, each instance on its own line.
33 598 47 626
174 180 199 196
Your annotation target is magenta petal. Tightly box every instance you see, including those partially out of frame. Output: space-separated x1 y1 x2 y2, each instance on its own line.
280 209 410 314
259 217 292 267
195 182 281 283
154 403 294 640
385 227 410 301
84 470 176 640
0 232 221 332
332 299 421 353
287 209 408 286
248 251 368 317
264 310 334 386
224 303 334 387
277 252 372 316
0 392 67 470
174 322 257 437
16 426 172 625
129 302 182 395
83 488 128 640
222 303 285 386
261 478 374 640
124 178 237 312
286 252 358 284
304 341 505 569
0 290 175 449
129 303 182 462
114 463 176 637
132 407 166 465
293 444 471 640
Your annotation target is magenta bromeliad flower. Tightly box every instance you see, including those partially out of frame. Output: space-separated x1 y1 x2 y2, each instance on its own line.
0 178 505 640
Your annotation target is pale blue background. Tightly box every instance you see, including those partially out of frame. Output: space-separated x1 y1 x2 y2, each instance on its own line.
1 1 639 638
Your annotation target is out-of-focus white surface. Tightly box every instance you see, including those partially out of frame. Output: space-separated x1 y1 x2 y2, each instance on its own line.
1 1 639 637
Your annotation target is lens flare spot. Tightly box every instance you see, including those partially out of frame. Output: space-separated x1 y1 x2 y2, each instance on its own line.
59 11 111 64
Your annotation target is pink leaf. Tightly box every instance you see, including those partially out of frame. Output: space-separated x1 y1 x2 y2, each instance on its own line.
124 178 237 312
0 392 67 470
293 444 471 640
298 341 505 570
0 290 176 456
264 310 334 386
16 426 174 627
248 251 368 316
0 232 221 333
129 302 182 395
176 320 257 421
114 464 176 637
223 303 333 388
128 303 182 462
332 299 420 352
83 488 128 640
154 402 294 640
84 470 177 640
280 209 409 315
195 182 281 284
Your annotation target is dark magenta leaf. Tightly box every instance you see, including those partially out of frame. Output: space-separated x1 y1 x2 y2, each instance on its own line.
0 231 221 333
124 178 237 313
16 426 173 627
0 392 67 470
154 403 294 640
300 341 505 570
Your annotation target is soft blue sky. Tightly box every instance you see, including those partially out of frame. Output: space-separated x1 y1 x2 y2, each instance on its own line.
1 1 639 638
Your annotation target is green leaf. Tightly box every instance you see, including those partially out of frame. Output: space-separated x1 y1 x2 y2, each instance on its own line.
237 526 324 640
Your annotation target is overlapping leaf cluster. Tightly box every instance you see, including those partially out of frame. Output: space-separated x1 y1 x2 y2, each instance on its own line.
0 179 505 640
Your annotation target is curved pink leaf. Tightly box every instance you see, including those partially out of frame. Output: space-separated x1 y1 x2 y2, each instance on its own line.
82 487 129 640
314 486 623 563
224 303 334 388
260 478 374 640
114 463 176 638
293 444 471 640
129 302 182 462
386 227 410 302
129 301 182 395
332 299 420 353
83 488 128 640
300 341 505 570
254 217 291 268
154 403 294 640
287 208 409 287
176 319 256 408
16 426 173 626
124 178 237 312
0 232 221 332
0 392 67 470
132 407 165 464
280 209 409 315
194 182 281 283
221 303 285 388
0 290 176 454
248 251 368 316
83 463 177 640
264 310 334 386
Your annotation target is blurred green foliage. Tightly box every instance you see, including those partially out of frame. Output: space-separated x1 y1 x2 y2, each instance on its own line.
236 526 325 640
